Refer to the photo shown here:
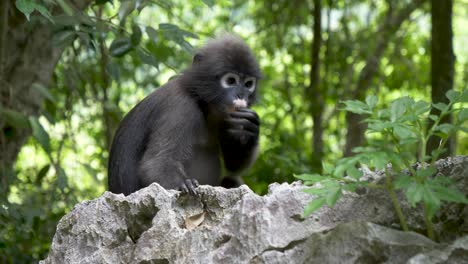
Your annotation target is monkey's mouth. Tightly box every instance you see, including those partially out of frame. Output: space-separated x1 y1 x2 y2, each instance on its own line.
224 98 248 113
232 98 247 108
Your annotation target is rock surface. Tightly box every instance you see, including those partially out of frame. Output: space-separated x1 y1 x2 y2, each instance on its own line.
41 157 468 264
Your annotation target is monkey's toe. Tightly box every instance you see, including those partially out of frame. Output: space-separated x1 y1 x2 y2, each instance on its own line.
177 179 200 195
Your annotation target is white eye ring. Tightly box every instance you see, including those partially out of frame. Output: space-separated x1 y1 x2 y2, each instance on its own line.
220 73 240 88
244 77 256 92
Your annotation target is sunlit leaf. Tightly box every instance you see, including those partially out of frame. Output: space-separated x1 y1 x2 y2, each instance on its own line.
56 166 68 190
29 117 51 153
146 26 159 43
202 0 215 7
457 109 468 122
394 174 413 189
365 95 378 109
303 197 326 216
446 90 460 103
118 0 136 22
390 99 407 122
347 166 362 180
433 102 448 112
406 183 424 207
428 184 468 203
415 167 437 178
325 186 341 207
294 173 325 184
422 185 440 218
341 100 371 114
15 0 35 20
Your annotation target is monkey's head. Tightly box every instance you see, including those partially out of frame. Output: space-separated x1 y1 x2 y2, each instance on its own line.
182 34 262 113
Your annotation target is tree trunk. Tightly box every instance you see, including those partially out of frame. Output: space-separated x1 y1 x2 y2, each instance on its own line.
344 0 427 156
309 0 324 172
427 0 455 157
0 0 92 197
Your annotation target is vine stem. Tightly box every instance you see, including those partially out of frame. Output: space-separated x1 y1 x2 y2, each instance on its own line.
385 167 409 231
423 203 435 240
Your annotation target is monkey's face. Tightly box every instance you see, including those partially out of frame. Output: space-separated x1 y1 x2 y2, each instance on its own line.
217 72 257 112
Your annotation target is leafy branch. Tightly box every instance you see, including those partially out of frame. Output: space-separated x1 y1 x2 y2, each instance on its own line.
298 90 468 240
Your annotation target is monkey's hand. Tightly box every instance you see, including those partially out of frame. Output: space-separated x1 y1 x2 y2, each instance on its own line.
223 108 259 147
177 178 200 195
220 108 259 173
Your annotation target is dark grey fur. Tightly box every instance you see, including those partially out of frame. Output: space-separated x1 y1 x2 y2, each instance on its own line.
108 35 261 195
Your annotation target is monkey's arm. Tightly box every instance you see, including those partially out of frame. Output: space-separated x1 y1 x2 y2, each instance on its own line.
138 107 203 195
219 108 259 175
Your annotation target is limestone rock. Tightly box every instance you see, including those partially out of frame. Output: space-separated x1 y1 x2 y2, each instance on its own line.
41 156 468 263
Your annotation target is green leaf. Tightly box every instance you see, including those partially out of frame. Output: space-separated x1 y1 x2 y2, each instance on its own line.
341 100 371 114
372 152 388 170
406 183 424 207
303 197 326 216
390 99 407 122
435 123 454 135
457 109 468 122
3 109 30 128
15 0 35 20
433 102 449 112
146 26 159 43
52 30 76 47
35 164 50 185
394 124 413 139
294 173 325 184
325 187 342 207
446 90 460 103
201 0 215 7
460 126 468 133
460 89 468 102
137 49 159 69
394 174 413 189
322 162 333 174
347 167 362 180
34 4 53 22
109 38 133 57
118 0 136 22
365 95 378 109
416 167 437 178
56 166 68 190
422 185 440 218
302 187 329 196
428 114 438 121
429 184 468 203
131 24 142 46
413 100 431 115
106 61 120 81
33 83 56 102
29 117 51 153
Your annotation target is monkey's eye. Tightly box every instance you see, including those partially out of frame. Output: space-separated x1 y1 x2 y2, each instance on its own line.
221 73 240 88
244 77 256 92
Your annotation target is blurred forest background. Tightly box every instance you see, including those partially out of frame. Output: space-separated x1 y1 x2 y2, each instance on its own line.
0 0 467 262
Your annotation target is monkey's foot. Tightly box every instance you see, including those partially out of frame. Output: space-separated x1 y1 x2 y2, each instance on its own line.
177 179 200 195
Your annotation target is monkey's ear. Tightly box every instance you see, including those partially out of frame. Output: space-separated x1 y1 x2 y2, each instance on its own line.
193 53 204 65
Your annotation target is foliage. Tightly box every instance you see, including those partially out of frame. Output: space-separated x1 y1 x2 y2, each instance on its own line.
2 0 467 262
299 90 468 240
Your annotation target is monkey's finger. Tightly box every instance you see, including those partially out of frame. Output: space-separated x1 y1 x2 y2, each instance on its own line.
230 111 260 125
226 129 258 145
185 179 199 195
224 118 259 133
